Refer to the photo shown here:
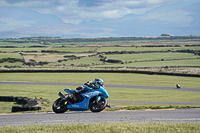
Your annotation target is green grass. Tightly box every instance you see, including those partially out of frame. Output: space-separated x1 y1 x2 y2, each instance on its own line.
1 46 199 69
0 53 22 59
1 84 199 103
1 46 200 53
0 84 199 113
0 48 47 52
94 59 200 67
107 87 200 102
0 102 18 113
50 52 200 67
0 73 199 88
104 53 199 62
0 122 200 133
97 46 200 52
0 62 25 67
0 73 199 113
106 105 200 111
0 84 66 113
51 55 103 66
0 42 43 47
50 47 98 52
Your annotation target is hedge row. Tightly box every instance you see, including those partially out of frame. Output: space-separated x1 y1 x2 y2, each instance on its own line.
0 58 24 63
100 50 200 55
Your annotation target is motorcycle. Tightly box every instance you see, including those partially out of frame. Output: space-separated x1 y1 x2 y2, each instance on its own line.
52 85 110 113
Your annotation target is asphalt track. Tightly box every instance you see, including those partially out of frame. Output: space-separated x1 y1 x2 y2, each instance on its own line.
1 81 200 104
0 108 200 127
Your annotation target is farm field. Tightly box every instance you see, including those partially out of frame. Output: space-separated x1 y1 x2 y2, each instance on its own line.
0 47 48 52
97 46 200 52
0 53 22 59
100 53 198 62
49 47 98 52
0 36 200 74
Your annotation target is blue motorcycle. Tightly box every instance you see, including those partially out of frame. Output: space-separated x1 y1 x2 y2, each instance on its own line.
52 85 110 113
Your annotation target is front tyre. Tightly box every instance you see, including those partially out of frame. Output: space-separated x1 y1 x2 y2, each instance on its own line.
90 97 107 112
52 98 68 113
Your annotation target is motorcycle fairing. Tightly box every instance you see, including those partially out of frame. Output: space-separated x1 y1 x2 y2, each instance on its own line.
67 89 100 111
64 89 73 93
67 98 89 111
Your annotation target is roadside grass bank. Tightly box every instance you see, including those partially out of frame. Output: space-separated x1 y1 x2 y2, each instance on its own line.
0 122 200 133
105 104 200 111
0 84 200 113
0 73 200 88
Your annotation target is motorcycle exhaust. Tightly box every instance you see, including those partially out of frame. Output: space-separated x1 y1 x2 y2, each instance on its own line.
58 92 72 105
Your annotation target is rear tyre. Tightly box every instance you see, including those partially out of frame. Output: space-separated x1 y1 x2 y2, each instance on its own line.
90 97 107 112
52 98 68 113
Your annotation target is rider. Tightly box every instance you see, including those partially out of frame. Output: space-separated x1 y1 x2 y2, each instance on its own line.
74 78 104 93
70 78 104 102
72 78 110 108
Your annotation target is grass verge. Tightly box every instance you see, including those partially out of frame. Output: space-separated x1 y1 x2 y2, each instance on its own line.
0 73 200 88
0 122 200 133
0 84 200 113
105 104 200 111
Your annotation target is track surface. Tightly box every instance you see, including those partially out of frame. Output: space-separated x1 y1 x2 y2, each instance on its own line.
0 108 200 127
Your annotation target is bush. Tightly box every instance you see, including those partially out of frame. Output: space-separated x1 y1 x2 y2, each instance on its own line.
0 58 24 63
106 59 122 63
64 55 76 58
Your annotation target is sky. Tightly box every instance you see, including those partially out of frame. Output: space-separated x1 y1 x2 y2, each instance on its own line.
0 0 180 24
0 0 199 38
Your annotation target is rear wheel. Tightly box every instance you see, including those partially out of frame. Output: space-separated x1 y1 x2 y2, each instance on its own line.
52 98 68 113
90 97 107 112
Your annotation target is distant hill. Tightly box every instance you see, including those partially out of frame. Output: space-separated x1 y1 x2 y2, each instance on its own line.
0 0 199 38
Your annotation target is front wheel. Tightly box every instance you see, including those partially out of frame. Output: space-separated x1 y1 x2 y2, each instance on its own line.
52 98 68 113
90 97 107 112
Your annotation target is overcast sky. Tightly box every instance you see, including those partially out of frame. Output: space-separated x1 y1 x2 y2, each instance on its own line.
0 0 181 24
0 0 199 38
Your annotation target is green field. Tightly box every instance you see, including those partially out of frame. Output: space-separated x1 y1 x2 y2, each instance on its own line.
0 37 200 72
0 42 43 47
50 46 98 52
0 84 199 105
94 59 200 68
51 52 200 67
1 122 200 133
1 73 200 87
104 53 198 62
0 47 48 52
1 84 200 106
51 55 103 66
0 53 22 59
0 73 199 113
97 46 200 52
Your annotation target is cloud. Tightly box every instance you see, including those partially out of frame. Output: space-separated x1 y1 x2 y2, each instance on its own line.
0 17 35 31
0 0 180 24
